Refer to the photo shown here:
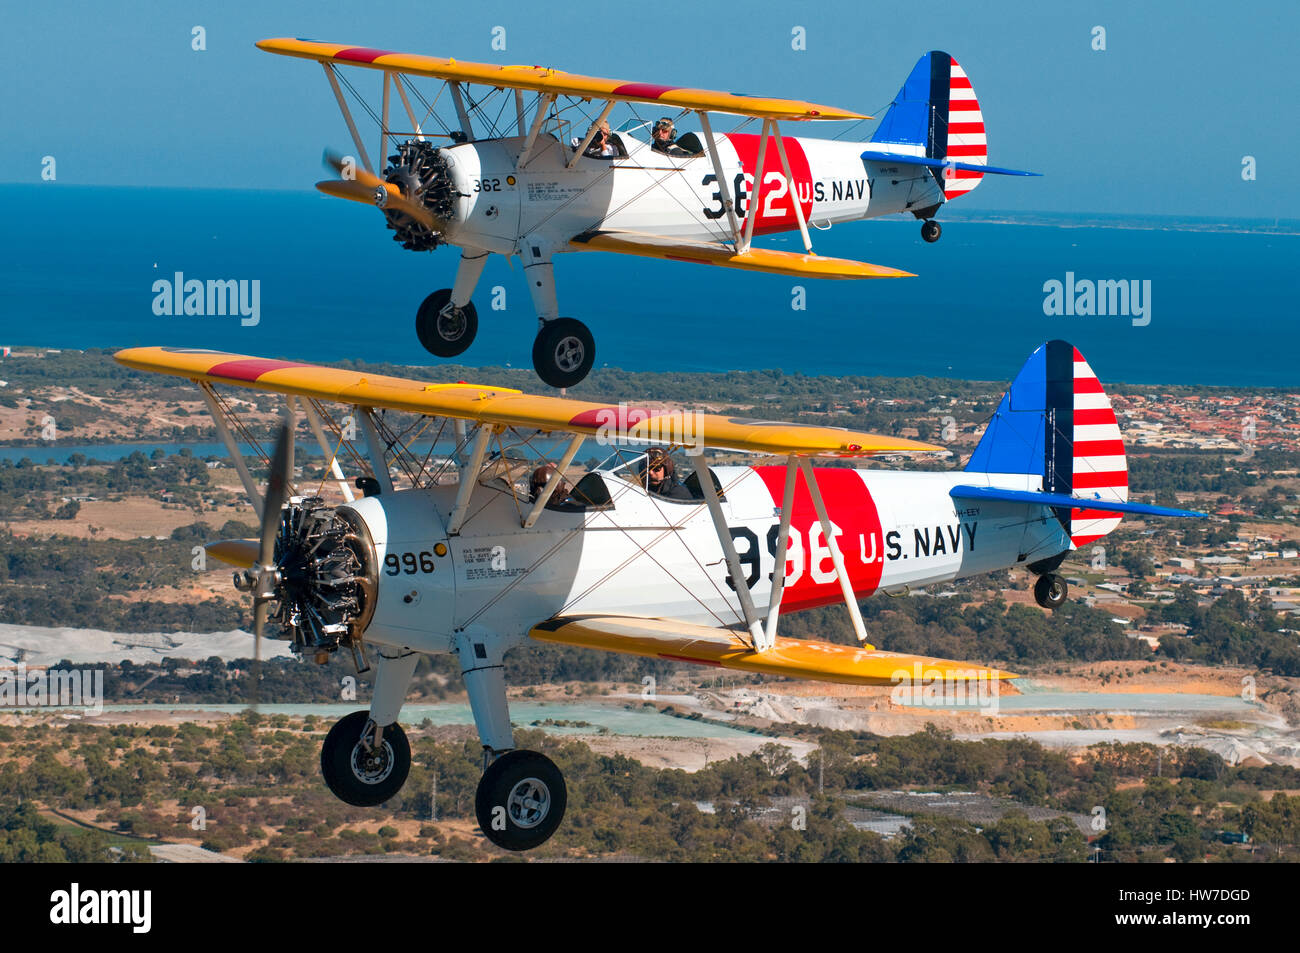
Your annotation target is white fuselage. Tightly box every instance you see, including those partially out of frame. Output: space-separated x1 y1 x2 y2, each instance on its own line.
345 463 1068 657
436 132 945 256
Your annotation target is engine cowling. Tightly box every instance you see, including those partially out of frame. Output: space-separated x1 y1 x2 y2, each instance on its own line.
382 139 460 251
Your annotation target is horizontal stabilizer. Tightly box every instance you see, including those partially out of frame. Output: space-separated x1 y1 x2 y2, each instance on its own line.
950 485 1204 519
570 230 914 279
860 150 1039 177
531 615 1017 686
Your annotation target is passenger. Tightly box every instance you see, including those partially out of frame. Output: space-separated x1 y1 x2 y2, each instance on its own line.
529 464 571 507
640 448 692 500
584 119 618 158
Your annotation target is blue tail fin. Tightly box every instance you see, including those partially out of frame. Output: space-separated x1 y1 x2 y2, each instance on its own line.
870 51 996 200
966 341 1134 547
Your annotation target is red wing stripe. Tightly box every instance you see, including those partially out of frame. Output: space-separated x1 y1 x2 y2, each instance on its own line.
335 47 392 63
208 358 310 382
612 82 681 99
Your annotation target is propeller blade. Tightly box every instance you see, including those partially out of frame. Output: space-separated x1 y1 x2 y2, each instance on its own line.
205 538 259 569
323 150 391 192
251 596 267 711
259 420 294 568
320 151 439 230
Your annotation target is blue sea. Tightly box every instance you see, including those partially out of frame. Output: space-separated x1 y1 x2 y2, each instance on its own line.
1 184 1296 387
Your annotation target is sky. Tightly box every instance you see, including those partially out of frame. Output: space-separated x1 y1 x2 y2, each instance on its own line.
3 0 1297 219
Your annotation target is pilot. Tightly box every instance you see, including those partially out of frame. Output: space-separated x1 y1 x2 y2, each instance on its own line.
651 117 687 156
641 448 692 500
529 464 571 507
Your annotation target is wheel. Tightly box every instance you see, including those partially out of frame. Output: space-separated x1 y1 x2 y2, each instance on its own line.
320 710 410 807
532 318 595 389
921 220 942 243
475 749 567 851
415 288 478 358
1034 573 1068 610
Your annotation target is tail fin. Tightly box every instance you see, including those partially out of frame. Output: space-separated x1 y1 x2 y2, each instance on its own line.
870 51 988 200
965 340 1129 548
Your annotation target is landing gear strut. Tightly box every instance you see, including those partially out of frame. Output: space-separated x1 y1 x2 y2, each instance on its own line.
921 219 942 243
532 317 595 389
1034 573 1068 610
475 749 567 851
320 710 411 806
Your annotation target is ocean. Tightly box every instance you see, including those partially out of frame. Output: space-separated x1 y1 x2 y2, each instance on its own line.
1 184 1296 388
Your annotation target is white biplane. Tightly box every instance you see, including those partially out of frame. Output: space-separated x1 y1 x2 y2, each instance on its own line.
259 39 1037 387
115 339 1198 850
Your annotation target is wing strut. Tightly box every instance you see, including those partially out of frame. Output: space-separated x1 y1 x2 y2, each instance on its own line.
447 424 493 534
378 71 392 168
448 82 474 139
295 396 355 502
697 111 743 246
799 458 869 641
772 121 814 254
322 64 374 173
763 453 798 644
566 100 616 169
392 74 425 141
198 382 264 521
357 407 394 494
523 434 584 528
517 94 557 168
739 118 771 253
695 453 767 651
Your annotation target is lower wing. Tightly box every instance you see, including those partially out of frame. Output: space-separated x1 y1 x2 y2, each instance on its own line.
570 230 914 280
531 614 1016 686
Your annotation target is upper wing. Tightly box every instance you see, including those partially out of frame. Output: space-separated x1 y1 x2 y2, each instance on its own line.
571 231 914 280
257 38 869 122
531 615 1018 686
113 347 942 458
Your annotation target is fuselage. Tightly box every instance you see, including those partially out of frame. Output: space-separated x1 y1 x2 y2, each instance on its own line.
347 463 1067 657
434 131 945 256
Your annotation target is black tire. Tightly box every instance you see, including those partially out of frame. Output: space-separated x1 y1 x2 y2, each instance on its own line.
532 318 595 389
320 710 410 807
1034 573 1068 610
415 289 478 358
475 749 567 851
921 220 942 243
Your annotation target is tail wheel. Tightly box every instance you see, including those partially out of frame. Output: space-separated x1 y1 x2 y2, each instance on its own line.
416 288 478 358
921 220 942 243
475 749 567 851
532 318 595 389
320 710 411 807
1034 573 1068 610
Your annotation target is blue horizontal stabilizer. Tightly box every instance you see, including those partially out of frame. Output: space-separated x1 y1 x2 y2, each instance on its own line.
950 485 1204 519
860 150 1040 177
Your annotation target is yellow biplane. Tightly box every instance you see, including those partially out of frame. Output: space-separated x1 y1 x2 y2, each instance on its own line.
258 39 1035 387
116 343 1037 850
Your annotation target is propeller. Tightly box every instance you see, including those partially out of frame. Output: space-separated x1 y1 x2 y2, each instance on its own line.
316 150 439 230
223 417 295 711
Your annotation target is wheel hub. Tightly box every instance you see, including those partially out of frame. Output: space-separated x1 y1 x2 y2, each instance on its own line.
437 306 467 341
506 777 551 829
350 740 395 785
553 337 585 373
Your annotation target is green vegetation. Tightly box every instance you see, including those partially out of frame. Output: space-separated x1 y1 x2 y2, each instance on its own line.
1 717 1295 862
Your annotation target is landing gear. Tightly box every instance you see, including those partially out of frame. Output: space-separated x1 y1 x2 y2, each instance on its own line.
1034 573 1068 610
475 749 567 851
532 318 595 389
415 288 478 358
320 710 411 806
921 219 942 243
